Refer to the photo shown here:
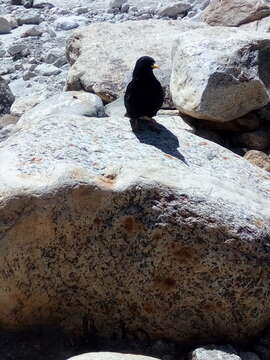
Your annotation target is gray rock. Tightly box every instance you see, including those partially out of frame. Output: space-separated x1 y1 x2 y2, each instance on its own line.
2 14 18 29
171 27 270 122
32 0 55 8
22 71 37 80
54 16 88 30
0 123 16 142
17 11 41 25
35 63 61 76
0 76 15 114
0 98 269 343
7 43 26 57
109 0 127 9
73 7 89 15
0 16 11 34
0 114 19 129
20 25 43 37
19 91 105 120
66 20 206 105
201 0 270 26
45 48 65 64
191 345 240 359
158 2 191 17
10 94 47 116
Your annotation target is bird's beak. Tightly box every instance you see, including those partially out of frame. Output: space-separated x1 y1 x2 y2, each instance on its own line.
151 64 160 69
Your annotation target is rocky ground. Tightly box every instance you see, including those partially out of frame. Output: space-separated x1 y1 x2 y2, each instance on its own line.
0 0 270 360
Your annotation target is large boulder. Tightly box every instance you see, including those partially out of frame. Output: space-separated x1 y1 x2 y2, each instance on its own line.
65 20 206 106
170 27 270 122
0 76 15 115
0 94 269 344
201 0 270 26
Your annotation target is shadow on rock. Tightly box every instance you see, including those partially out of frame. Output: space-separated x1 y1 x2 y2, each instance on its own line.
131 119 188 165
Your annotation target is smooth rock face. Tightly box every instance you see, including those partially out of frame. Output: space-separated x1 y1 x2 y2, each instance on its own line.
171 27 270 122
19 91 105 121
201 0 270 26
0 95 270 344
35 63 61 76
68 353 159 360
244 150 270 172
10 94 47 116
0 76 15 114
0 16 12 34
2 15 18 29
158 2 191 17
191 345 240 360
65 20 206 105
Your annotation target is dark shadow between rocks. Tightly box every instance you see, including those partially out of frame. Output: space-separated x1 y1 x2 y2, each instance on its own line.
131 119 188 165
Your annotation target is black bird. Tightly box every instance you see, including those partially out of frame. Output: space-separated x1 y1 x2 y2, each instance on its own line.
124 56 164 131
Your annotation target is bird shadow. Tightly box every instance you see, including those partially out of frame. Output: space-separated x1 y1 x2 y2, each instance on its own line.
130 119 188 165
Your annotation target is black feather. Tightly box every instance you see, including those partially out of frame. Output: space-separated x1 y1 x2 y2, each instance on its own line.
124 56 164 119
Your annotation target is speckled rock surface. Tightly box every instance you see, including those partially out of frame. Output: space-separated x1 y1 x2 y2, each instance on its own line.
19 91 105 121
171 27 270 122
244 150 270 172
10 93 47 116
65 20 206 105
190 345 240 359
201 0 270 27
0 75 15 114
0 98 270 344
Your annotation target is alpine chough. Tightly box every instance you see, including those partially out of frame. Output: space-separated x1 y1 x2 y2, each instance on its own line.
124 56 164 131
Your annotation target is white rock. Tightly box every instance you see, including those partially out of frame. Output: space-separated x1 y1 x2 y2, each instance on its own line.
10 94 47 117
191 345 240 360
109 0 127 9
0 17 11 34
18 11 41 25
2 14 18 29
171 27 270 122
158 1 191 17
35 63 61 76
54 16 88 31
19 91 105 122
66 20 207 105
21 25 43 37
201 0 270 26
45 48 65 64
0 76 15 114
7 43 26 57
68 354 159 360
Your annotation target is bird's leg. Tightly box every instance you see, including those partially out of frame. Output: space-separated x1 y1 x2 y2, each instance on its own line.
147 117 161 133
130 118 141 132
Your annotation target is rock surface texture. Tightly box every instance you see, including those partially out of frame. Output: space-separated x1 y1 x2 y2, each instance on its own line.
244 150 270 172
65 20 205 105
201 0 270 27
0 76 15 114
0 95 269 344
190 345 240 359
171 27 270 122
